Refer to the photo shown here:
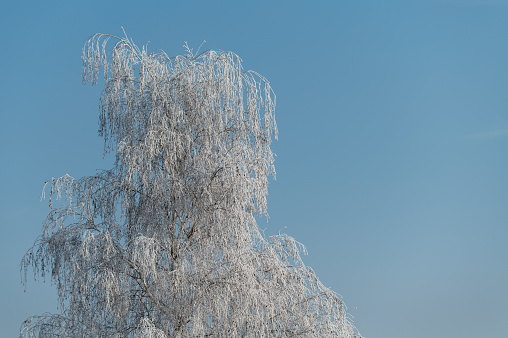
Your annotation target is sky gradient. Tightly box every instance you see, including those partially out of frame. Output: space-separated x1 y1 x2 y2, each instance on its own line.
1 1 508 337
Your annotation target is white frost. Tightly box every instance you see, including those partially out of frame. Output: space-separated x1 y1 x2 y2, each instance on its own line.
21 32 361 337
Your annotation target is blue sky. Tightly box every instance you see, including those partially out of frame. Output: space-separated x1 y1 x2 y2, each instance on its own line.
1 0 508 337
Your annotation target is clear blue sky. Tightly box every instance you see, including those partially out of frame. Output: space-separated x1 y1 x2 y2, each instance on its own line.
1 0 508 337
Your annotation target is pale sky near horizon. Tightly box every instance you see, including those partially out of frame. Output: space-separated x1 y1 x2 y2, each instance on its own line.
1 1 508 337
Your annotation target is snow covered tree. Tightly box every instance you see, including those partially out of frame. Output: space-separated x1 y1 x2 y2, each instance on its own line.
21 32 361 337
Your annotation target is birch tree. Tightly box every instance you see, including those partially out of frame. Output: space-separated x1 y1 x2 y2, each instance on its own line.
21 32 362 337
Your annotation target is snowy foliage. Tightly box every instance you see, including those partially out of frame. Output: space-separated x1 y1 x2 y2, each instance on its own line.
21 32 362 337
